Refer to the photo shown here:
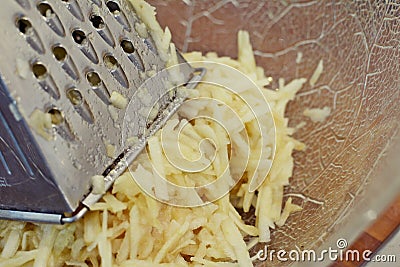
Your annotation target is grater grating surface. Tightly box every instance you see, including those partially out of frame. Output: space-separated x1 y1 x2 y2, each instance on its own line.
0 0 203 223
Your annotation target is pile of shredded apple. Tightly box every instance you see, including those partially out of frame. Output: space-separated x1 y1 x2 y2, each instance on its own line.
0 1 308 266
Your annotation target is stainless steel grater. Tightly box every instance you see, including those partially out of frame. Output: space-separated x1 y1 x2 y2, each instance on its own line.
0 0 204 224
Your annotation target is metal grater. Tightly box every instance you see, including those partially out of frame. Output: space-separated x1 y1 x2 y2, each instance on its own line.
0 0 204 224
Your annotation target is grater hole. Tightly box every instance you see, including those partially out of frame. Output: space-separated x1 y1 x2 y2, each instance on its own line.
104 54 119 71
48 108 64 125
67 88 83 106
121 39 135 54
37 3 55 18
52 45 67 61
32 63 48 80
16 17 32 35
106 1 120 14
90 14 105 29
72 29 86 45
87 71 102 87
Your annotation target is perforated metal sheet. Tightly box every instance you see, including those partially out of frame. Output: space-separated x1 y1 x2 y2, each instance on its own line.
0 0 192 217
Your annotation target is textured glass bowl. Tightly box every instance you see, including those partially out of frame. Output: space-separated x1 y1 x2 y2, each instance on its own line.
149 1 400 266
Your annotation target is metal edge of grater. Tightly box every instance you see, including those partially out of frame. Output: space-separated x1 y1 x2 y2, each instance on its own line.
0 0 205 224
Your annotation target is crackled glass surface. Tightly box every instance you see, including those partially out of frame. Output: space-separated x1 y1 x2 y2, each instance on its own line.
150 0 400 265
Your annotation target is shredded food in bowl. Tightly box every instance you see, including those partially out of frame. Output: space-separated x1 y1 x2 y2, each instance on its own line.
0 1 314 266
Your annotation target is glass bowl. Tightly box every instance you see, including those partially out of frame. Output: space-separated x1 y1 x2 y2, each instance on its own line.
149 1 400 266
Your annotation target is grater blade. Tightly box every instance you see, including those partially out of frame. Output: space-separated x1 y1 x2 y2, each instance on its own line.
0 0 204 224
